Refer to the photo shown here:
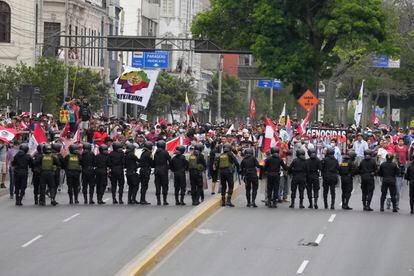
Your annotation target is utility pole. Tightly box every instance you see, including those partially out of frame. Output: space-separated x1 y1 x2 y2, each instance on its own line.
217 54 223 123
63 0 69 99
247 55 252 115
270 85 274 113
387 91 391 125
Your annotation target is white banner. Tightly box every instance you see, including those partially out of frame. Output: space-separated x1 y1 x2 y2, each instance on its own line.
114 67 159 108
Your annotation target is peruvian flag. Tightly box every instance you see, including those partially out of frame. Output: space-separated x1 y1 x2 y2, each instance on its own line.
158 117 168 126
28 123 47 154
263 118 279 153
60 123 70 138
250 97 256 119
19 121 29 130
286 115 293 140
372 114 381 125
166 136 183 153
72 128 81 143
297 110 312 135
0 126 18 143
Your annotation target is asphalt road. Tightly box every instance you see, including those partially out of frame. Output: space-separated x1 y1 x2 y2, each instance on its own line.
0 178 206 276
151 179 414 276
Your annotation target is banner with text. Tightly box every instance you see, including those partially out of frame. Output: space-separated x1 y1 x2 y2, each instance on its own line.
114 67 159 108
306 128 347 142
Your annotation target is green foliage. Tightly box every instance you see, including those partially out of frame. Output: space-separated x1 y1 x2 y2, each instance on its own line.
207 73 245 121
192 0 395 98
145 71 196 116
0 57 109 115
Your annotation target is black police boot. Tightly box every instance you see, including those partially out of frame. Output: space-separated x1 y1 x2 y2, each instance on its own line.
226 195 235 207
74 194 79 204
156 195 161 206
221 196 226 207
246 194 251 207
83 194 88 204
163 194 169 206
69 193 73 204
15 195 20 206
308 198 313 209
34 195 39 205
89 194 95 205
252 193 257 208
51 199 58 206
314 198 318 209
268 199 273 208
330 195 335 210
175 194 180 206
345 197 352 210
127 190 133 204
299 198 305 209
366 199 373 211
324 198 328 209
180 194 186 206
118 194 124 205
112 193 118 204
140 193 150 205
289 198 295 208
272 200 278 209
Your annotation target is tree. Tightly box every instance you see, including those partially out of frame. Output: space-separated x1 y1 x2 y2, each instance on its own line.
145 71 196 118
207 73 245 122
192 0 395 100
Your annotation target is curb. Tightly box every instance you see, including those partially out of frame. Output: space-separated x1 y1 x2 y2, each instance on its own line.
117 185 242 276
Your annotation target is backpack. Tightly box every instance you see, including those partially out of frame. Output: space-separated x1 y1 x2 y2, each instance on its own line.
80 105 89 118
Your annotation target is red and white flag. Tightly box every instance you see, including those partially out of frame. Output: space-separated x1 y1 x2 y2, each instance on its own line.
0 126 18 143
28 123 47 154
166 136 183 153
250 97 256 119
263 118 279 153
298 110 312 135
60 123 70 138
72 128 81 144
372 114 381 125
19 121 28 130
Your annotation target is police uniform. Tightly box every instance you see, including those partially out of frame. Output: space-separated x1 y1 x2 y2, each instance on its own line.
358 150 377 211
263 147 288 208
95 145 109 204
11 144 32 206
405 162 414 214
125 144 140 204
216 144 239 207
40 145 60 206
306 149 321 209
80 143 96 204
288 150 308 208
153 140 171 205
339 155 356 210
321 149 339 210
108 142 125 204
64 146 81 204
379 155 399 212
170 146 189 205
32 145 43 205
240 148 261 207
139 142 153 205
52 143 64 194
188 144 206 206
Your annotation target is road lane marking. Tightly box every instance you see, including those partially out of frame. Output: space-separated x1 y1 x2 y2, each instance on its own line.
63 213 79 223
104 198 110 202
22 235 42 248
297 260 309 274
315 234 324 245
328 214 336 222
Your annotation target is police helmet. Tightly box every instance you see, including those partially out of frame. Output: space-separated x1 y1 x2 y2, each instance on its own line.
112 141 122 151
364 150 372 159
36 144 43 154
195 143 204 152
348 151 357 160
386 153 394 162
144 141 153 151
223 144 232 153
83 142 92 152
175 146 185 155
326 148 335 156
156 140 166 150
244 148 254 156
19 143 29 154
126 143 136 152
308 148 317 158
69 144 78 154
296 149 305 157
99 144 108 154
52 143 62 153
43 143 52 154
270 147 279 154
286 149 293 156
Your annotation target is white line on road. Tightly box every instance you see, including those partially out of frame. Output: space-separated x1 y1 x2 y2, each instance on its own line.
297 260 309 274
22 235 42 248
103 198 110 202
328 214 336 223
315 234 324 245
63 213 79 223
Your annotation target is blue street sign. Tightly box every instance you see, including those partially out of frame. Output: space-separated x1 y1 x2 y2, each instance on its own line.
257 79 283 89
372 55 400 68
131 51 169 69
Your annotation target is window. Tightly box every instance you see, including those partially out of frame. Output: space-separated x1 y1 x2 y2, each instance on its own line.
0 1 11 43
161 0 174 17
43 22 61 57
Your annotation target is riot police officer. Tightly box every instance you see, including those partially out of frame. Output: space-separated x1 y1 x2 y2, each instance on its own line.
188 143 206 206
125 143 140 204
289 149 308 208
32 144 43 205
52 143 64 193
139 141 153 205
321 148 339 210
39 144 60 206
264 147 288 208
12 143 32 206
379 154 399 212
405 160 414 214
80 142 96 204
109 141 125 204
64 144 81 204
95 144 109 204
170 145 189 205
240 148 261 207
216 144 239 207
306 148 321 209
153 140 171 206
358 150 377 211
339 153 356 210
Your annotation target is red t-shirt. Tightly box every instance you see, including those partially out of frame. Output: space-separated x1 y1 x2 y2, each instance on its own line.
93 131 108 146
394 145 407 164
